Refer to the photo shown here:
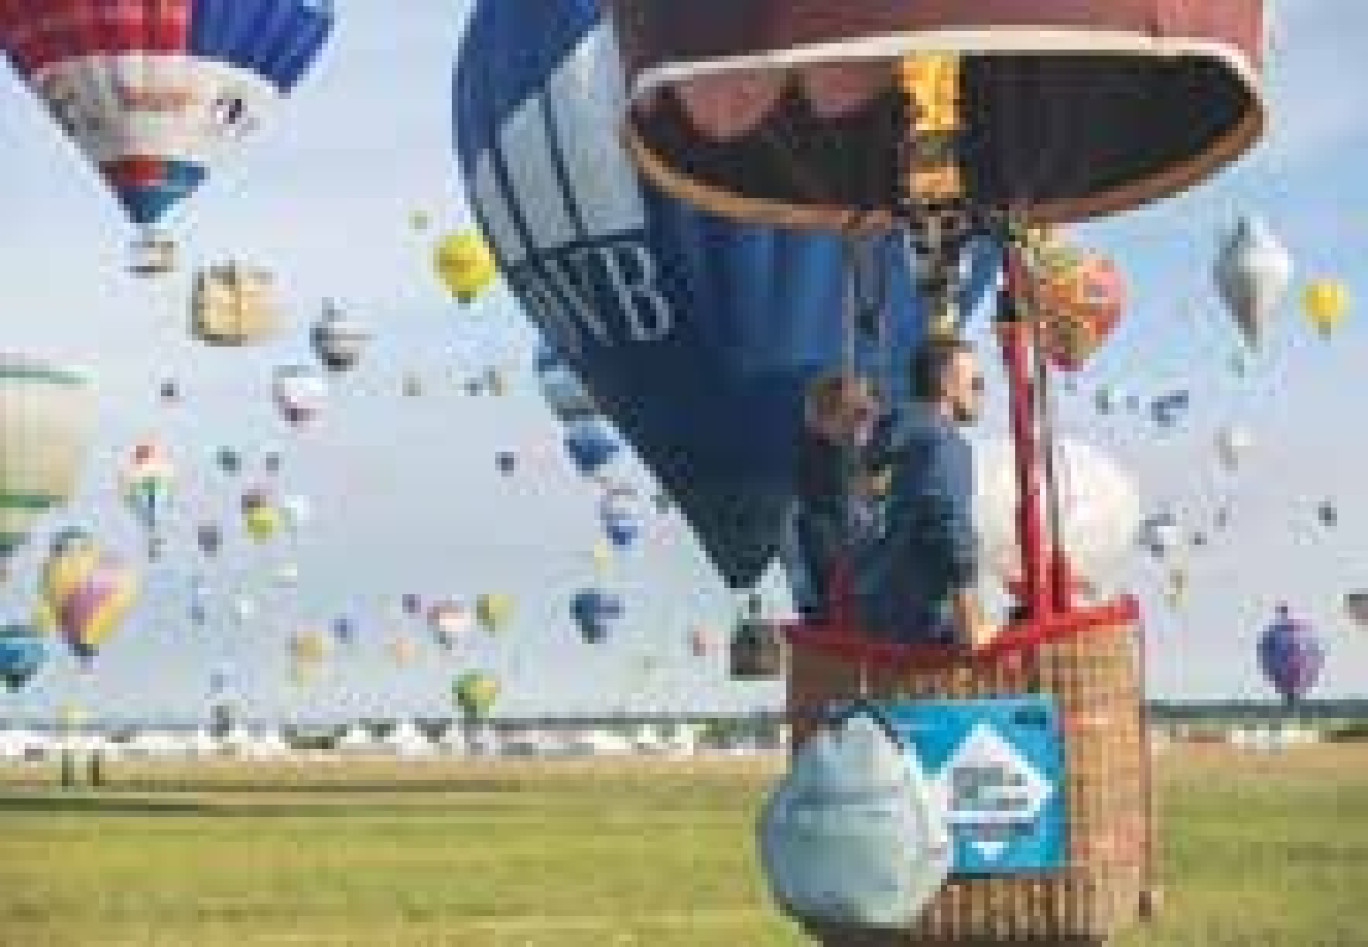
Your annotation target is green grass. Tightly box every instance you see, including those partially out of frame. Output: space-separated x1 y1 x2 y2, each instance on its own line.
0 748 1365 946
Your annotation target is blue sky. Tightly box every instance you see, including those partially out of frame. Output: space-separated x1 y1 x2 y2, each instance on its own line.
0 1 1364 724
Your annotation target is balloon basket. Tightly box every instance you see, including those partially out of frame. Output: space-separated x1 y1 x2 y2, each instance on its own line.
128 234 176 278
786 609 1156 946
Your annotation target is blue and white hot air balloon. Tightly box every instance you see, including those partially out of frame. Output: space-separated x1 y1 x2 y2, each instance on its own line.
454 0 1000 591
0 1 335 275
571 587 624 644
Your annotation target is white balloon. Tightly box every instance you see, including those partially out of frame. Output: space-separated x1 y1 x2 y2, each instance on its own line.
1214 216 1293 347
972 437 1141 589
1216 425 1253 471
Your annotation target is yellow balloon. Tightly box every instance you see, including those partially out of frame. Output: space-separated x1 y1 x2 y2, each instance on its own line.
42 544 99 609
476 593 513 634
435 231 496 303
591 540 613 576
245 504 282 543
291 629 328 663
58 703 86 728
1303 279 1350 337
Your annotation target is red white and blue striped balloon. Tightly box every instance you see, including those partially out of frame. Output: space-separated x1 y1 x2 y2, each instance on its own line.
0 1 333 232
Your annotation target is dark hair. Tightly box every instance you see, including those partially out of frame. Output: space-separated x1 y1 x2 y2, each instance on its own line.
910 337 974 401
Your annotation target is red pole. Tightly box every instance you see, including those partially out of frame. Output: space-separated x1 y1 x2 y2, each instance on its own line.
997 285 1049 621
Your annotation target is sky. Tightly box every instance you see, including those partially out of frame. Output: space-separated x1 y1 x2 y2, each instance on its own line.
0 1 1364 724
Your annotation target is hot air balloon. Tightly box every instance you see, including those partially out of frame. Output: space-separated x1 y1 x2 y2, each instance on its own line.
1259 605 1325 705
1216 425 1254 472
1011 232 1125 371
122 440 174 560
0 2 335 276
273 366 328 429
274 562 300 587
688 625 713 658
564 418 621 478
191 263 281 344
402 374 424 398
435 231 496 303
41 544 138 664
0 623 47 691
195 521 222 558
495 452 517 476
311 300 370 372
291 628 329 662
1152 390 1192 430
476 593 512 635
453 670 500 721
216 447 243 475
484 368 508 398
264 451 283 475
1302 279 1350 338
402 593 423 618
599 485 643 549
189 573 210 626
332 615 357 646
1139 511 1182 560
971 437 1140 591
232 595 257 626
571 588 624 644
160 380 181 403
605 3 1262 232
455 0 1000 593
535 344 597 423
242 488 282 543
1344 592 1368 629
388 634 417 666
428 601 474 650
1215 217 1294 348
411 210 432 232
1094 386 1118 416
280 495 312 537
1318 501 1338 528
0 357 95 579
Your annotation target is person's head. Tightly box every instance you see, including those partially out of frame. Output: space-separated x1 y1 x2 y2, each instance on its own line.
804 371 879 445
910 337 984 425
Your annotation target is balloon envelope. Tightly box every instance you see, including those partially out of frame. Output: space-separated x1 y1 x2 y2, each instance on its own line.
453 671 500 720
0 357 95 572
455 0 1000 589
435 231 497 303
476 594 512 634
1258 606 1325 704
273 366 328 428
1215 217 1293 348
973 437 1140 589
571 588 624 644
311 302 370 372
0 623 46 691
0 3 334 243
1302 279 1349 337
604 0 1264 227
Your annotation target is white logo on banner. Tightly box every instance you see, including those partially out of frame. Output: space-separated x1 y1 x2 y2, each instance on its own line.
932 723 1053 863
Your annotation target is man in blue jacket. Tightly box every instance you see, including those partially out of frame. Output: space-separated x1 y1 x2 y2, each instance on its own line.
855 337 999 650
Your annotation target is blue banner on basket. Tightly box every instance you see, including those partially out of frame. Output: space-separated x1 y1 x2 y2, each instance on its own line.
881 697 1065 875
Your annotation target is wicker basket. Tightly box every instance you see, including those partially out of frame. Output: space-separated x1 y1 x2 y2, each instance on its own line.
787 621 1153 946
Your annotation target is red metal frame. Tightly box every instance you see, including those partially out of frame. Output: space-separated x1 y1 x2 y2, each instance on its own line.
782 260 1139 671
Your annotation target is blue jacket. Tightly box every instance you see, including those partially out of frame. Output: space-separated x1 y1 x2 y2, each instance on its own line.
854 405 978 644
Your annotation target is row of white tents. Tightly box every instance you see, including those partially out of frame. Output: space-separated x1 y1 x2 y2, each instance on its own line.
0 721 735 762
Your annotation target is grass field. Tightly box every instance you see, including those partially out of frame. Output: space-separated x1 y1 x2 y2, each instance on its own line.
0 745 1365 946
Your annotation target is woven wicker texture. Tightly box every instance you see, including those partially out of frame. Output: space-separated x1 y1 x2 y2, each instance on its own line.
788 621 1151 946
